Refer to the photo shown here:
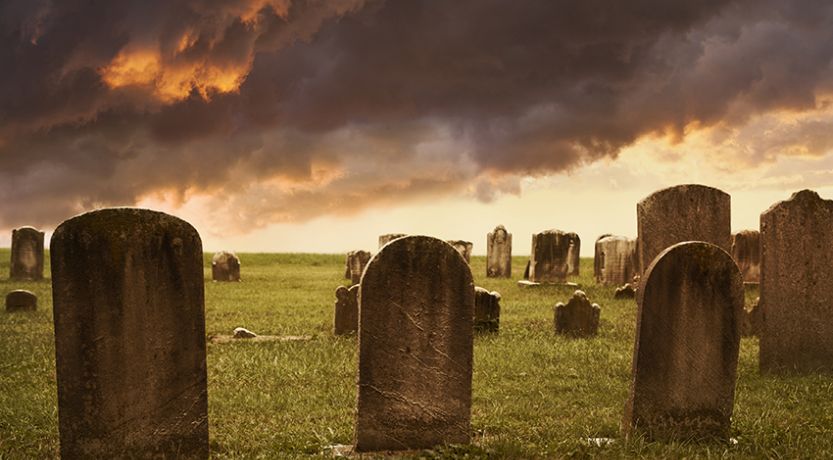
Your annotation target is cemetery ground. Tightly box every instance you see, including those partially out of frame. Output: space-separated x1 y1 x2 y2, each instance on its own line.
1 250 833 459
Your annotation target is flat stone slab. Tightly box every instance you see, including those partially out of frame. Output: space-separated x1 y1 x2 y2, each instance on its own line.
208 335 313 344
517 280 579 288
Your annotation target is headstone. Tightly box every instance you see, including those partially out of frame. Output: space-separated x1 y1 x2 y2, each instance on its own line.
741 298 762 338
592 234 613 280
614 283 636 300
5 289 37 312
523 260 530 279
378 233 407 248
637 184 731 273
212 251 241 282
10 226 44 280
595 235 637 286
355 236 474 452
346 250 372 284
623 241 743 441
51 208 208 458
566 233 581 276
486 225 512 278
731 230 760 284
529 229 574 283
447 240 473 263
233 327 257 339
334 285 359 336
554 290 600 337
760 190 833 373
474 287 500 333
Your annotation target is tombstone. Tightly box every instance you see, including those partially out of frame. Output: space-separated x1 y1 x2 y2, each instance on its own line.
529 229 574 283
623 241 743 441
334 285 359 335
593 234 613 280
447 240 473 263
346 250 372 284
741 298 762 338
637 184 731 273
51 208 208 458
554 290 600 337
760 190 833 373
355 236 474 452
566 233 581 276
594 235 638 286
614 283 636 300
523 260 530 279
5 289 37 312
212 251 241 282
486 225 512 278
378 233 407 248
474 287 500 333
9 227 44 280
731 230 760 284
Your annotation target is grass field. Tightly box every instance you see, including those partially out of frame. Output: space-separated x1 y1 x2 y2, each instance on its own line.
1 248 833 459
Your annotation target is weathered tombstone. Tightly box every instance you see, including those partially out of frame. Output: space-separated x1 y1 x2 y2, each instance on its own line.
51 208 208 458
447 240 473 263
566 233 581 276
486 225 512 278
614 283 636 300
594 235 637 286
356 236 474 452
212 251 241 282
731 230 760 284
529 229 574 283
10 226 44 281
554 290 600 337
623 241 743 441
334 285 359 335
5 289 37 312
378 233 407 248
474 287 500 333
345 250 371 284
760 190 833 373
593 234 613 280
637 184 731 273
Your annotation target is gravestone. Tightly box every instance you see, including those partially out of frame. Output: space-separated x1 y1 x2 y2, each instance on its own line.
554 290 600 337
5 289 37 312
212 251 241 282
447 240 473 263
378 233 407 248
760 190 833 373
356 236 474 452
593 234 613 280
566 233 581 276
623 241 742 441
346 250 372 284
529 229 574 283
10 227 44 280
523 260 530 279
731 230 760 284
486 225 512 278
614 283 636 300
474 287 500 333
594 235 637 286
637 184 731 273
51 208 208 458
741 298 762 338
334 285 359 335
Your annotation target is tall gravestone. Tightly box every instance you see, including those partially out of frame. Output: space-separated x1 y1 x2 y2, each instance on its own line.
378 233 407 248
346 250 371 284
212 251 241 281
10 226 44 280
623 242 742 441
334 285 359 335
594 235 637 286
760 190 833 373
51 208 209 458
356 236 474 452
447 240 473 264
566 233 581 276
731 230 760 284
637 184 731 273
486 225 512 278
529 229 574 283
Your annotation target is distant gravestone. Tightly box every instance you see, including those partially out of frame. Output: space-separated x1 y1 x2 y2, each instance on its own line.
5 289 37 312
760 190 833 373
212 251 241 282
623 241 742 441
51 208 208 458
345 250 371 284
529 229 574 283
554 290 600 337
10 227 44 281
447 240 473 263
637 184 731 273
355 236 474 452
731 230 760 284
593 234 613 280
486 225 512 278
378 233 407 248
566 233 581 276
594 235 637 286
614 283 636 300
334 285 359 336
474 287 500 333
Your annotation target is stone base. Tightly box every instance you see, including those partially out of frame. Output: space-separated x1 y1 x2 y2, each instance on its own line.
517 280 579 288
208 334 312 344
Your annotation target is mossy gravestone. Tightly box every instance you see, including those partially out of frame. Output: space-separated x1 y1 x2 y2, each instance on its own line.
486 225 512 278
624 242 743 441
51 208 208 459
356 236 474 452
10 226 44 280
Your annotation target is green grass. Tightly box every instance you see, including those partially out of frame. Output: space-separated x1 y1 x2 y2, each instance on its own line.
1 249 832 458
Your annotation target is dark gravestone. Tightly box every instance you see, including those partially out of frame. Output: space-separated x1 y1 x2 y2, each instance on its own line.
760 190 833 373
614 283 636 300
566 233 581 276
5 289 37 312
623 241 743 441
378 233 407 249
731 230 760 284
10 227 44 280
637 184 731 273
529 229 574 283
554 290 600 337
486 225 512 278
523 260 530 279
595 235 638 286
355 236 474 452
51 208 208 459
447 240 473 264
346 250 371 284
212 251 241 281
334 285 359 336
474 287 500 333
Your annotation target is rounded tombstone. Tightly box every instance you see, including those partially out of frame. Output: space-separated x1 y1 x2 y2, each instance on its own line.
212 251 241 282
5 289 37 312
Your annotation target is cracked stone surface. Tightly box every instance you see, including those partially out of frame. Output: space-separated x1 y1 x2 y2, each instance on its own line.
51 208 208 459
10 226 44 281
212 251 241 282
486 225 512 278
334 285 359 336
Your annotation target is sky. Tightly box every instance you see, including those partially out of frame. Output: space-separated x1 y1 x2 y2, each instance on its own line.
1 0 833 255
